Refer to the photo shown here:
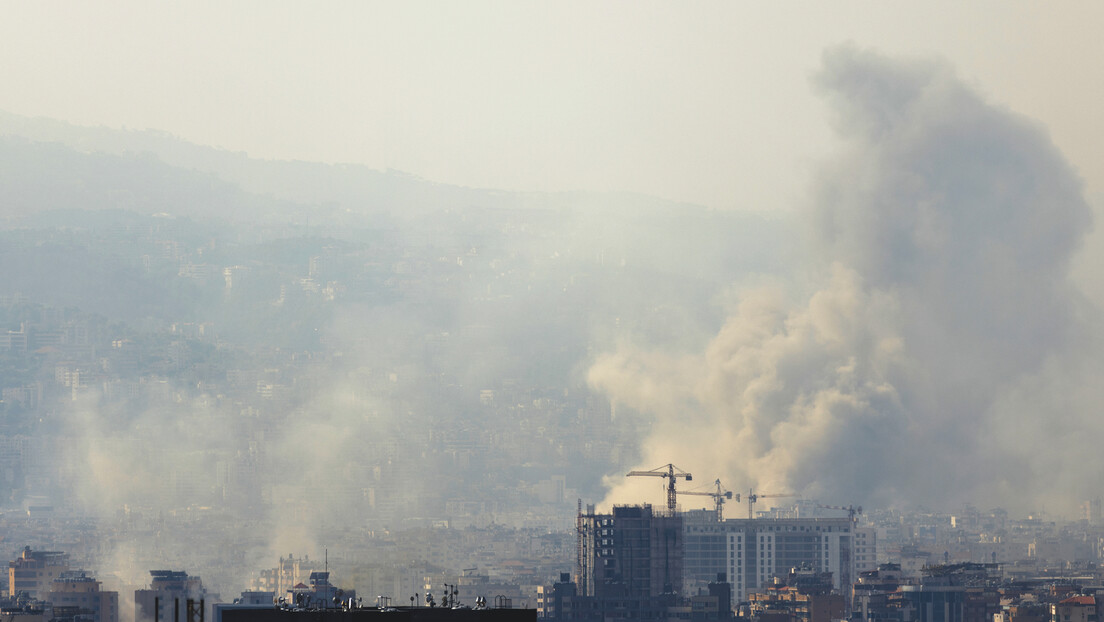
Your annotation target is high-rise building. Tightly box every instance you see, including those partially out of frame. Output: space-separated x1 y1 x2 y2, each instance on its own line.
854 527 878 574
682 513 857 605
575 504 683 598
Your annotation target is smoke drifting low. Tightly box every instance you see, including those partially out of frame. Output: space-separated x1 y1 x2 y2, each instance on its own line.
590 47 1096 515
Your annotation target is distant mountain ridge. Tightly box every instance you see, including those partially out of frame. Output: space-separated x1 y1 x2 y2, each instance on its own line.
0 109 795 295
0 110 506 218
0 110 719 221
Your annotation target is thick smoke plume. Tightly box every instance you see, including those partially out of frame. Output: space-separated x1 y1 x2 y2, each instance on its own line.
590 47 1096 515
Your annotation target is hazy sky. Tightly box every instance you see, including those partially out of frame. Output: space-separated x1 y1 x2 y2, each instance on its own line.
3 2 1102 213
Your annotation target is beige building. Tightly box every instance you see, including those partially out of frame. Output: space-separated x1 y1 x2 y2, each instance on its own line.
1053 596 1098 622
47 571 119 622
251 555 317 597
9 547 70 599
853 527 878 574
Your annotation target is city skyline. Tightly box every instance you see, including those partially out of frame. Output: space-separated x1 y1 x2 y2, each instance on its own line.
1 6 1103 617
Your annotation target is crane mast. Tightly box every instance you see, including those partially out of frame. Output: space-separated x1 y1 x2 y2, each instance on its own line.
745 489 793 520
626 463 692 512
676 479 738 519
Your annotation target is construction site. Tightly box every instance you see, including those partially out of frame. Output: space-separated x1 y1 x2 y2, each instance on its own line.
556 464 869 622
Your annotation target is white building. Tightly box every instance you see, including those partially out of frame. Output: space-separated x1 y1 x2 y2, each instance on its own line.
854 527 877 574
683 513 869 604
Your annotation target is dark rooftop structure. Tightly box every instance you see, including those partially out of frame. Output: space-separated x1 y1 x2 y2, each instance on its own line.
216 607 536 622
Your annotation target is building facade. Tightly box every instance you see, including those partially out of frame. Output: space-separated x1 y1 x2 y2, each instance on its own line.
8 547 70 599
575 504 683 599
682 514 857 604
854 527 877 574
252 556 319 598
47 571 119 622
135 570 213 622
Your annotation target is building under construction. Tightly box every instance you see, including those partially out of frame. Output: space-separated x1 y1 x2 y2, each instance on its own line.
575 503 684 599
576 504 868 611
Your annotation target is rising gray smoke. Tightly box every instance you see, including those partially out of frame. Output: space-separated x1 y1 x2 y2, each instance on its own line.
590 46 1096 515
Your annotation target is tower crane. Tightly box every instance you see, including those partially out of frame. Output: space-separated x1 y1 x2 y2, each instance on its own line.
677 479 739 520
817 504 863 523
746 489 793 520
626 463 692 512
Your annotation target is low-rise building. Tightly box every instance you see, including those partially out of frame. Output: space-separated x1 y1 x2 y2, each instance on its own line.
135 570 215 622
47 571 119 622
1052 595 1098 622
8 547 70 599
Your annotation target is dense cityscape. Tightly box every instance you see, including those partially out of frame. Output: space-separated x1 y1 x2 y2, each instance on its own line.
3 6 1104 622
8 496 1104 622
2 124 1104 622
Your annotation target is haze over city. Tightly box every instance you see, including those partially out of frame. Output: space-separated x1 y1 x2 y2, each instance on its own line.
1 0 1104 611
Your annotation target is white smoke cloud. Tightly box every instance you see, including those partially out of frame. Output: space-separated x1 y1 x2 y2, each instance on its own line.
589 46 1096 515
